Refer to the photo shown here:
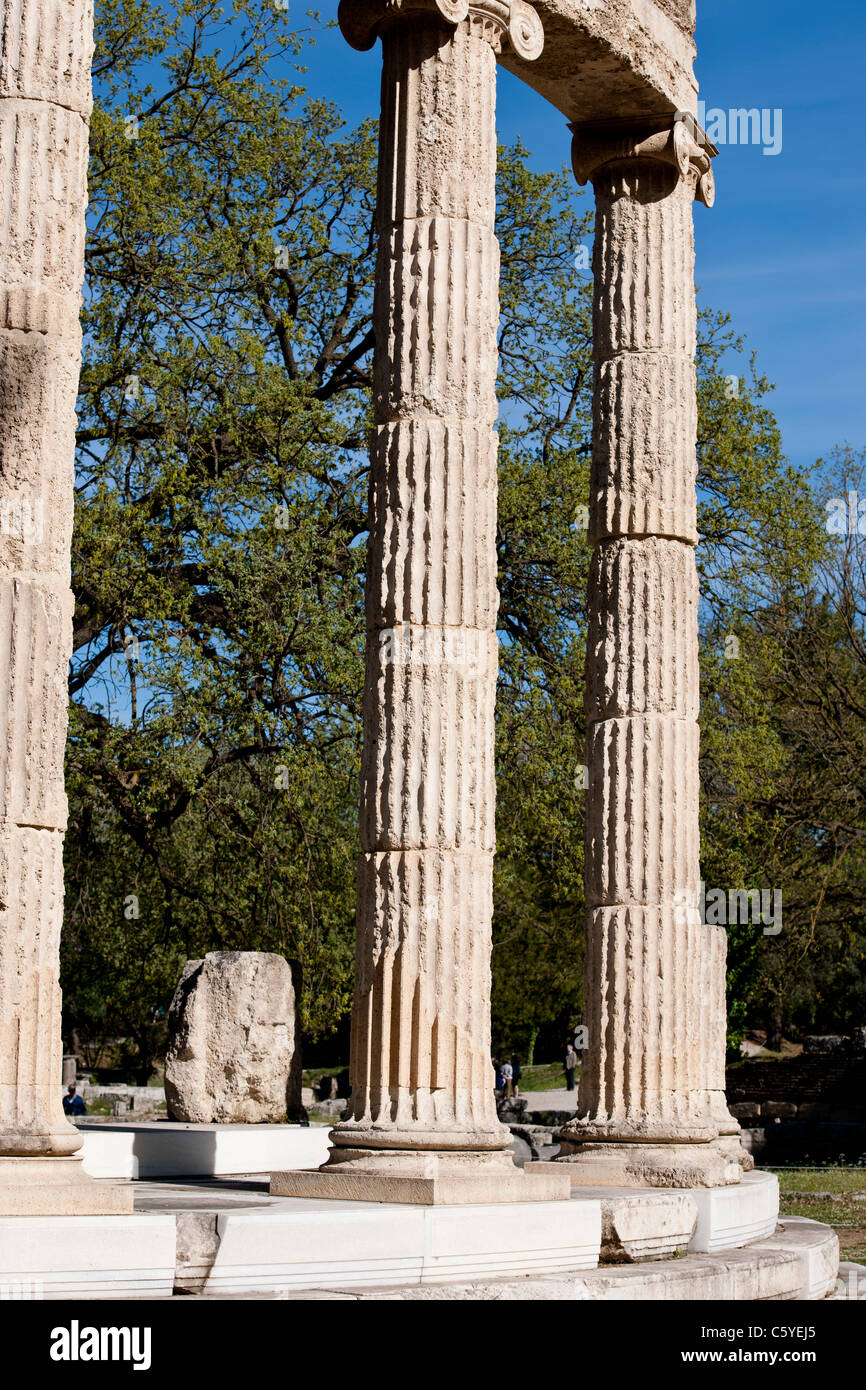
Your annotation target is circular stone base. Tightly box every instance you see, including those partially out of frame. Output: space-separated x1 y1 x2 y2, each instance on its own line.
551 1142 740 1188
318 1146 518 1175
0 1170 820 1299
714 1133 755 1171
324 1217 839 1302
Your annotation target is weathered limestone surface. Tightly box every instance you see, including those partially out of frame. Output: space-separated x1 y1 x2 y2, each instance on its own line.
323 1221 838 1300
0 825 67 1152
594 1187 697 1263
359 630 498 852
165 953 298 1124
555 119 733 1188
275 0 566 1204
339 7 503 1163
0 0 86 1162
497 0 697 125
0 0 131 1211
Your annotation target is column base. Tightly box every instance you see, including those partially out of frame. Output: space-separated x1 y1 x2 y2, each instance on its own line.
271 1146 573 1205
546 1142 741 1189
0 1155 134 1216
707 1097 756 1172
713 1133 755 1172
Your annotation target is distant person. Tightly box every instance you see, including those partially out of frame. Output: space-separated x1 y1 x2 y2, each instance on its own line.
62 1084 86 1117
492 1057 503 1093
501 1058 513 1099
564 1043 577 1092
511 1055 522 1098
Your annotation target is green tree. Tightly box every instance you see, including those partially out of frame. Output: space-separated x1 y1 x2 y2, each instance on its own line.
65 0 833 1074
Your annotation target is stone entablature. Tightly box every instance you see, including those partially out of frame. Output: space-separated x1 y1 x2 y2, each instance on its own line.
656 0 696 36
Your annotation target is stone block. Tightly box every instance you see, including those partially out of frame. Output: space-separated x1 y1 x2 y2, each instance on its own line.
758 1216 839 1300
832 1262 866 1300
0 331 79 577
803 1034 846 1054
366 421 498 632
592 1187 697 1262
0 0 95 112
763 1101 798 1121
586 537 699 721
689 1171 779 1253
0 578 72 826
270 1164 573 1206
341 1218 835 1301
373 218 500 424
796 1102 829 1121
0 1210 174 1297
584 717 700 906
0 1154 132 1215
80 1121 330 1180
0 101 89 295
164 952 297 1124
728 1101 761 1121
359 626 497 852
182 1194 600 1294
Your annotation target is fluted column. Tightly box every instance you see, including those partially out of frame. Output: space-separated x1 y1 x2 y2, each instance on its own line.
555 119 737 1187
0 0 130 1211
272 0 568 1203
0 0 87 1160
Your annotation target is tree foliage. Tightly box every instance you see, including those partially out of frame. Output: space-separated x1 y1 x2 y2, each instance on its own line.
63 0 859 1072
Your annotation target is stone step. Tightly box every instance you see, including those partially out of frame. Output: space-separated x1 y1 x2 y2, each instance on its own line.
301 1218 838 1302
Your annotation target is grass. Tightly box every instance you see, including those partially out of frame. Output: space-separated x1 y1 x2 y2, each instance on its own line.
519 1062 579 1092
85 1098 114 1116
774 1168 866 1195
770 1167 866 1265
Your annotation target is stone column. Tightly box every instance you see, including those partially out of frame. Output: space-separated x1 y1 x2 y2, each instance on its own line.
555 119 737 1187
272 0 568 1205
0 0 130 1212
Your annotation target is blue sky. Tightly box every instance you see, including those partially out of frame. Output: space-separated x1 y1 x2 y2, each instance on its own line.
298 0 864 480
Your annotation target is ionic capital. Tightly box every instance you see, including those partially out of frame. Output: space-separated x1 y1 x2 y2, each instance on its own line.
339 0 543 60
570 116 717 208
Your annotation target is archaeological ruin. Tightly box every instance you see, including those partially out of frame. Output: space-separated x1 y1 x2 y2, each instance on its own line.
0 0 855 1299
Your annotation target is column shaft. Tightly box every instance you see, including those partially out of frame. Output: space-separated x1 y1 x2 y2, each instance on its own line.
557 129 735 1187
271 0 572 1200
334 12 504 1161
0 0 90 1158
